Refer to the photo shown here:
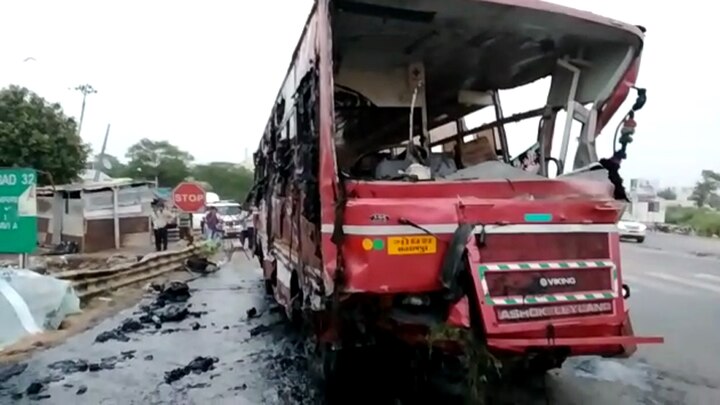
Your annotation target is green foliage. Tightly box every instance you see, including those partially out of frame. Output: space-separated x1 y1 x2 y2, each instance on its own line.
0 85 90 185
121 140 254 201
666 206 720 237
665 206 697 225
125 138 194 187
690 170 720 208
191 162 254 202
657 188 677 200
197 239 221 258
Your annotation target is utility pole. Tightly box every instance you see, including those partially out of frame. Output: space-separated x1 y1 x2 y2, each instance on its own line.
74 84 97 136
94 124 111 182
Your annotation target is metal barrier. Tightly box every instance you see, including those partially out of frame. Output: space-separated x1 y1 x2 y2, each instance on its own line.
168 227 180 242
55 245 199 300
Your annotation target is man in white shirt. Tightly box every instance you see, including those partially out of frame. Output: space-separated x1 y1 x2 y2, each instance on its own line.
150 200 175 251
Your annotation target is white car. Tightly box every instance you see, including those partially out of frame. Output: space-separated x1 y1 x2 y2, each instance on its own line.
206 201 246 238
617 218 647 243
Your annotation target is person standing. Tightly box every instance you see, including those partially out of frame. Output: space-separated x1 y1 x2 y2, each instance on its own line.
150 200 174 251
204 206 221 241
239 207 256 251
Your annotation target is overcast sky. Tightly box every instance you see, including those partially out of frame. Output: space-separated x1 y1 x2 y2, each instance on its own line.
0 1 712 186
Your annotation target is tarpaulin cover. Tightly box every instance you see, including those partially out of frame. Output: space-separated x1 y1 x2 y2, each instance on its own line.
0 268 81 350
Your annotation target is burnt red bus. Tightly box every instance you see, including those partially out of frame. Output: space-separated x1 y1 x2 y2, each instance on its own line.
248 0 662 399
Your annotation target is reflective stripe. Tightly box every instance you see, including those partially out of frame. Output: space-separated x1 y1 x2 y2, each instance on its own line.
487 291 617 306
478 260 615 271
320 223 617 235
477 260 619 306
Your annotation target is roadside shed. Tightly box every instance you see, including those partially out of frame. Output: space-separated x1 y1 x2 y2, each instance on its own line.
36 179 155 253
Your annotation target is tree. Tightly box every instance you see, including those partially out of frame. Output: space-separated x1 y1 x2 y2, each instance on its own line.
125 139 193 187
690 170 720 208
657 188 677 200
0 85 89 185
191 162 254 202
709 193 720 210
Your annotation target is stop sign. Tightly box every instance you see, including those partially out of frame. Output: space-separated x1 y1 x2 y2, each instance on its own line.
172 182 206 213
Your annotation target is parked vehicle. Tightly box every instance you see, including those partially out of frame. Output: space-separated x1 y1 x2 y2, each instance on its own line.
248 0 663 399
191 192 220 230
204 200 245 238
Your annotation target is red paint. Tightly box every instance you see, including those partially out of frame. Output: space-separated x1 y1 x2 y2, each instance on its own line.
338 193 621 293
473 233 610 262
254 0 662 368
487 335 664 349
172 182 206 213
317 0 339 281
596 57 642 135
448 297 471 328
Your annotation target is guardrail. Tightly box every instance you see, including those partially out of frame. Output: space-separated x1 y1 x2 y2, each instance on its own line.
54 245 199 300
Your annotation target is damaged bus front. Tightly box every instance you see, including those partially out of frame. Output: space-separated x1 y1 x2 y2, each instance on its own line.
250 0 663 399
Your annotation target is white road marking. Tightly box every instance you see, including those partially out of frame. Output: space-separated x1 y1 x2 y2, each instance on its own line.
646 272 720 295
622 274 692 296
693 273 720 283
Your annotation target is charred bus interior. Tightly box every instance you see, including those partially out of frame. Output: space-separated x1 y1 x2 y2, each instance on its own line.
332 0 644 186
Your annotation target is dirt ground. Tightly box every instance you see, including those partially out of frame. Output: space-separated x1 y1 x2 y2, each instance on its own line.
0 268 196 364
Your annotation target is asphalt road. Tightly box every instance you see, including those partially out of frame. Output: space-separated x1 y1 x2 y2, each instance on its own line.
0 255 321 404
1 233 719 404
549 233 720 405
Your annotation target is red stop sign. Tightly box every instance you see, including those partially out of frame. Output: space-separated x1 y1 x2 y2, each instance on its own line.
172 182 206 213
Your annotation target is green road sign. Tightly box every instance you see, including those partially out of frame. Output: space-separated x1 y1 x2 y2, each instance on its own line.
0 168 37 254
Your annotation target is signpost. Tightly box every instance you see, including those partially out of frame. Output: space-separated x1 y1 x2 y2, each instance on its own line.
172 182 206 213
0 168 38 254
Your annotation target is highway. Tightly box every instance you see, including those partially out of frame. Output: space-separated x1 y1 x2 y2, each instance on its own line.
1 233 719 404
549 233 720 404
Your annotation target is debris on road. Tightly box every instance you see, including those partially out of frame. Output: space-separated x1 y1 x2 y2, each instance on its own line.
164 356 218 384
94 329 130 343
48 359 89 374
0 363 27 383
249 324 272 337
94 280 206 343
119 319 143 333
48 351 136 376
157 281 191 303
246 307 259 319
3 350 140 401
26 381 45 395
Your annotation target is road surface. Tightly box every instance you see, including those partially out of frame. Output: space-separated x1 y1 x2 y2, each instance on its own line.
550 233 720 404
0 233 719 404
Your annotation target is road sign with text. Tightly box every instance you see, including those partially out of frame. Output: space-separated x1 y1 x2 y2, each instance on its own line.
172 182 206 213
0 168 38 254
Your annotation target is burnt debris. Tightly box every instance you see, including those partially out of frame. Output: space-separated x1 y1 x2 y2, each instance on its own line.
94 280 206 343
249 324 272 337
0 363 28 383
163 356 219 384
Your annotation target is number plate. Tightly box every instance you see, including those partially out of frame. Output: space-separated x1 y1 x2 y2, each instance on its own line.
387 236 437 255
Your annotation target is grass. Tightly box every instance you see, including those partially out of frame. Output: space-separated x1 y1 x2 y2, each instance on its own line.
665 206 720 237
